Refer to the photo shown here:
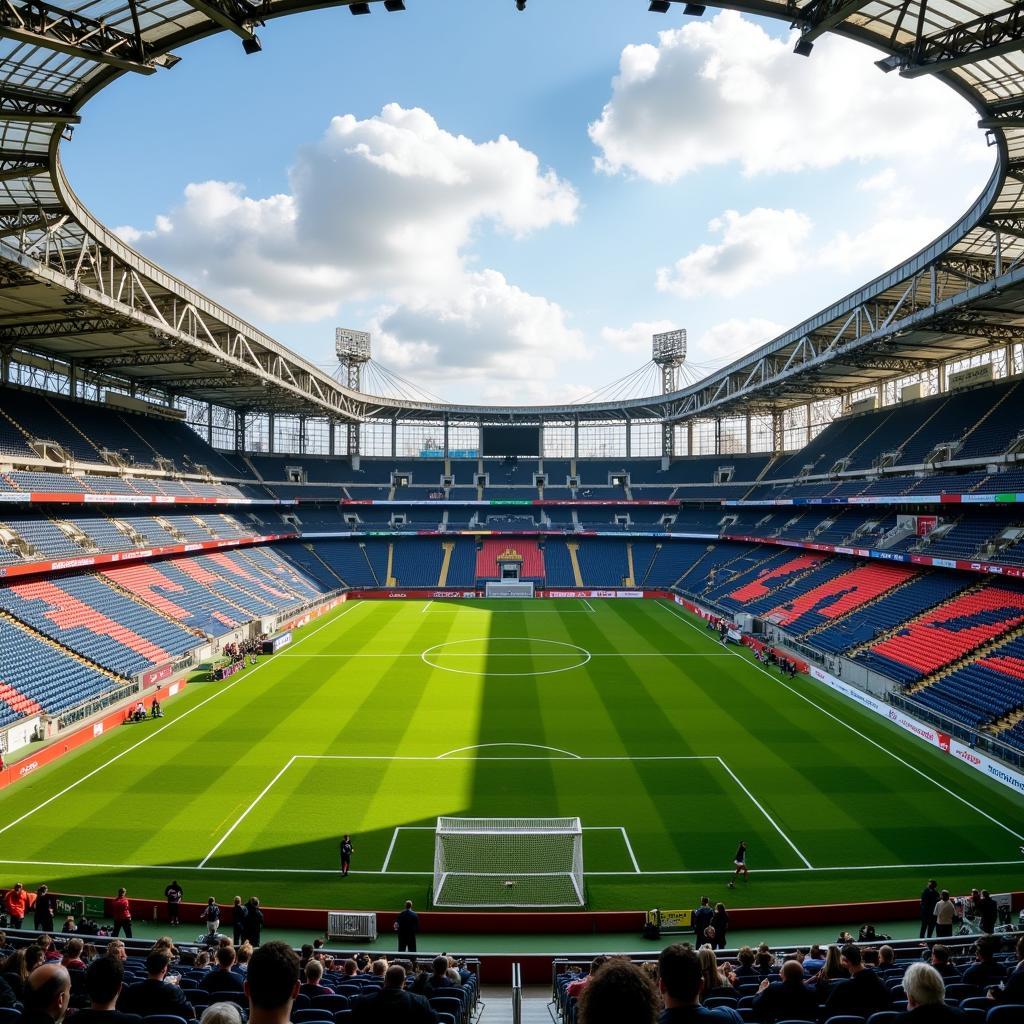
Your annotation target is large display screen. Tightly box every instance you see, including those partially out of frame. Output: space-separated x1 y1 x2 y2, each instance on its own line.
481 426 540 456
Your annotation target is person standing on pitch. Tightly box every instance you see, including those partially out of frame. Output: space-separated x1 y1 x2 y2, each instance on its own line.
339 836 354 877
395 901 419 953
728 841 749 888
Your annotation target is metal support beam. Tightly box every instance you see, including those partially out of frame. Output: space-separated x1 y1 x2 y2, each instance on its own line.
878 1 1024 77
0 0 180 73
181 0 261 40
788 0 872 45
0 85 78 123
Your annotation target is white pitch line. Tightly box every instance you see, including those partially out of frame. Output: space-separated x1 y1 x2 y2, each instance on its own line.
659 600 1024 844
199 756 297 868
0 600 365 840
293 754 719 761
716 756 812 870
619 827 641 873
278 652 733 658
436 742 582 759
421 600 432 613
381 827 401 872
0 856 1020 877
582 598 596 612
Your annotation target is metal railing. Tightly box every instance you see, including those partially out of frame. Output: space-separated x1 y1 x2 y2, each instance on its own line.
512 962 522 1024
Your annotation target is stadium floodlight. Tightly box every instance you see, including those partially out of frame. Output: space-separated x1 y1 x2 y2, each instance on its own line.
350 2 371 13
384 0 405 9
649 1 671 11
683 2 705 14
516 0 526 9
241 35 262 54
794 37 814 57
432 816 584 908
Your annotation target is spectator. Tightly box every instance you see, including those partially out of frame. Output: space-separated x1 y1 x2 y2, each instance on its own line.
61 939 86 971
0 932 10 956
117 951 194 1019
204 898 221 935
577 958 659 1024
242 898 263 947
21 963 71 1024
235 943 253 977
201 947 245 996
200 1004 242 1024
164 881 183 928
39 936 60 962
231 897 248 947
2 947 37 999
34 887 56 933
963 936 1007 989
411 955 453 997
710 904 729 952
933 890 956 938
898 962 963 1022
823 944 891 1019
298 959 332 999
111 890 132 940
880 945 896 970
930 945 960 981
105 942 127 963
62 918 77 934
657 943 742 1023
72 955 140 1024
911 879 928 939
753 952 775 978
244 942 299 1024
3 884 27 929
0 972 16 1011
350 964 432 1023
567 957 607 1000
751 959 818 1023
991 935 1024 1003
976 890 999 934
692 899 713 945
729 948 757 982
697 947 731 994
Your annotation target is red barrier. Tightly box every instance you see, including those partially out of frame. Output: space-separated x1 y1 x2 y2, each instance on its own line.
0 677 187 792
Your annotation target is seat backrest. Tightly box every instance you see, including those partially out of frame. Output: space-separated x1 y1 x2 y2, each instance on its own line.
291 1009 333 1024
987 1006 1024 1024
142 1015 189 1024
866 1013 899 1024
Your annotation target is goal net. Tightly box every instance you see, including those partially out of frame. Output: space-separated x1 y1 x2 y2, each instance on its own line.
432 816 584 907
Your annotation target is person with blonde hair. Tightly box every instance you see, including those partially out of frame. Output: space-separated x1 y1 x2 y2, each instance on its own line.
698 946 732 995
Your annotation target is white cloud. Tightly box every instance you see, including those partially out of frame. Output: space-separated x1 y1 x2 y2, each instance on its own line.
117 104 585 400
600 319 679 355
656 207 811 298
589 11 979 182
820 214 946 273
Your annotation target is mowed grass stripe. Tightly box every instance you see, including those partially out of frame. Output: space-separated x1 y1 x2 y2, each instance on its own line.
0 598 1021 913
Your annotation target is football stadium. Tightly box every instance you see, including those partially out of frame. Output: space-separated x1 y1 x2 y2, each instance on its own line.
0 0 1022 1019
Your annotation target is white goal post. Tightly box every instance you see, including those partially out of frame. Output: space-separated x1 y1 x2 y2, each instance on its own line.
432 816 584 907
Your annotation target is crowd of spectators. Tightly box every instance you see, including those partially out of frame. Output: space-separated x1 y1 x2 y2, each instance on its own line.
0 930 478 1024
559 935 1024 1024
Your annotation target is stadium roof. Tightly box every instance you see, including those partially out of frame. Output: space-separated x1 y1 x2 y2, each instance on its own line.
0 0 1023 424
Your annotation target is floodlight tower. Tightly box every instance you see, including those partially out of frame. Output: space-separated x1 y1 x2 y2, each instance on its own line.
653 328 686 457
336 327 371 456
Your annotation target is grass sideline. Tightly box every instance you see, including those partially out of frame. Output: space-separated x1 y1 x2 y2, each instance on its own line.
0 597 1021 914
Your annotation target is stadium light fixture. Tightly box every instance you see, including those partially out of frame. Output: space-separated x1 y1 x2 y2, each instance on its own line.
350 3 371 13
384 0 405 9
242 34 262 54
516 0 526 10
649 1 671 11
682 3 705 14
794 37 814 56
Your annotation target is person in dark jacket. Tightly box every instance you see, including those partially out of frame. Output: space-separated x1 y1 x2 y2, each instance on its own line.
117 951 194 1019
351 964 432 1023
34 886 56 933
709 904 729 952
201 947 245 996
163 882 183 928
657 943 742 1023
976 890 999 934
395 901 418 954
990 935 1024 1003
231 897 248 946
21 963 71 1024
823 944 891 1019
920 880 940 939
692 898 713 945
963 936 1007 989
242 942 299 1024
895 962 963 1022
0 973 17 1010
244 897 263 946
71 956 142 1024
751 960 818 1023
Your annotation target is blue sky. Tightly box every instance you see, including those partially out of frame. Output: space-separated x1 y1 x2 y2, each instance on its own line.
64 0 990 403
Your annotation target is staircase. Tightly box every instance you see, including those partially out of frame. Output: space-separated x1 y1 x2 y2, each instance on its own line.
359 543 380 586
623 542 636 587
639 544 662 586
565 542 584 588
385 542 398 587
959 381 1020 449
303 543 347 587
0 609 125 684
99 573 206 640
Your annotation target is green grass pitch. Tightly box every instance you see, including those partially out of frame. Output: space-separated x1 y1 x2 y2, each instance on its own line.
1 597 1022 914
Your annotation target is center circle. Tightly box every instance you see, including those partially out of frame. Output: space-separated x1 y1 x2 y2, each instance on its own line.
420 637 592 677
